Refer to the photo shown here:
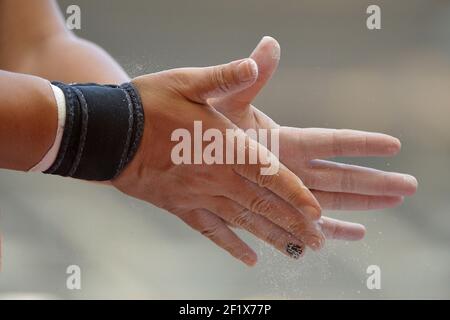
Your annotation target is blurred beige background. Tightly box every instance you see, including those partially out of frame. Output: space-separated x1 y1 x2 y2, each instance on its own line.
0 0 449 299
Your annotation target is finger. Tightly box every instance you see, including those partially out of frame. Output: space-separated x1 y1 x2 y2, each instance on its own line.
205 196 306 259
312 190 404 210
232 135 322 220
220 173 324 250
280 127 401 161
175 58 258 104
213 36 280 111
319 217 366 241
178 209 257 266
303 159 418 196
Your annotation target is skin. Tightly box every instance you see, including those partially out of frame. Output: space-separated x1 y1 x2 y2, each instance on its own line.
114 60 325 265
0 59 324 267
0 71 57 170
0 0 129 83
0 0 418 266
212 37 418 241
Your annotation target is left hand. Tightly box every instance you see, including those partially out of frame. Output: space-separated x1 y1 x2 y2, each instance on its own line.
211 36 418 241
112 59 325 265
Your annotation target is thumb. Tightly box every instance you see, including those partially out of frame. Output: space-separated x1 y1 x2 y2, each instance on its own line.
177 58 258 104
214 36 280 111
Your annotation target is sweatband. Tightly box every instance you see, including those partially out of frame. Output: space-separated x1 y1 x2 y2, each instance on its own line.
43 82 144 181
29 83 67 172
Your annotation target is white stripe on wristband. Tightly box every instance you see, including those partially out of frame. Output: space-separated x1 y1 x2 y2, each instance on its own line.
29 83 67 172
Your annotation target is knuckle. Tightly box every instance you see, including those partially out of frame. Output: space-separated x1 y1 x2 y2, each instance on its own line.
332 129 344 156
356 134 369 154
199 221 221 239
212 66 231 93
234 163 256 181
287 220 307 236
250 197 274 215
257 172 275 187
363 134 369 154
230 209 253 228
365 196 372 210
340 171 356 192
380 172 388 194
286 190 303 207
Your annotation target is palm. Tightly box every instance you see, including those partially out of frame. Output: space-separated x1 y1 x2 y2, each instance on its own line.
211 37 417 241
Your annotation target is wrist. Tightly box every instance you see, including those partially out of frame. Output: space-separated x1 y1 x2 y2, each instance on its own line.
41 81 144 181
29 84 66 172
27 80 58 170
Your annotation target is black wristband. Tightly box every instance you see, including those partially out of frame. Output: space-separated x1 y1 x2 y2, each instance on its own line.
44 82 145 181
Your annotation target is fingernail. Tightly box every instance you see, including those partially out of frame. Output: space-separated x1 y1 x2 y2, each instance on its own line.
237 58 258 82
387 138 401 154
286 242 304 259
256 36 280 60
301 206 321 221
403 175 418 187
271 43 281 60
402 175 418 195
256 36 271 48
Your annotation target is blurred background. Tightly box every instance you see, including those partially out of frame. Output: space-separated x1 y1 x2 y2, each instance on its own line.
0 0 449 299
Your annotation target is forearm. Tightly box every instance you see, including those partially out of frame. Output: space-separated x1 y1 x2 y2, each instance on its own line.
10 35 130 84
0 71 57 171
0 0 129 84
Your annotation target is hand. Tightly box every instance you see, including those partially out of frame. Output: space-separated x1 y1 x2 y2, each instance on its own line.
112 59 326 266
212 37 418 241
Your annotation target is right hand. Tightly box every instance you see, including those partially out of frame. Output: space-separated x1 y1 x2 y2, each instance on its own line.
212 37 418 241
112 59 324 266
